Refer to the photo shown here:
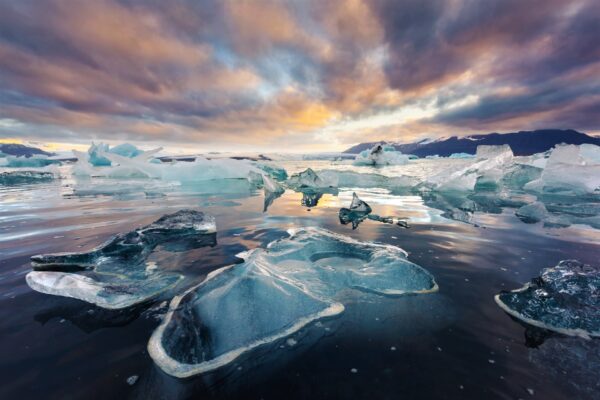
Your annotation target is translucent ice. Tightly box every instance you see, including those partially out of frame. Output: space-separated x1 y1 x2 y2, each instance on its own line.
26 210 216 309
1 155 60 168
286 168 337 190
353 145 410 166
495 260 600 339
148 227 437 377
524 144 600 195
339 192 373 228
515 202 548 223
0 168 56 185
425 145 515 191
87 142 147 166
318 170 419 190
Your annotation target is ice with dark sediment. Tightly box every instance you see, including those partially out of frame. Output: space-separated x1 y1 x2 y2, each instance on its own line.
338 192 372 228
26 210 216 309
148 227 437 377
353 145 410 166
495 260 600 339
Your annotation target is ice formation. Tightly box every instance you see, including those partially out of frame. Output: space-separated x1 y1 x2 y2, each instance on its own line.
0 168 57 185
0 155 60 168
318 170 418 190
339 192 411 229
515 201 549 223
87 142 148 166
286 168 338 190
495 260 600 339
425 145 516 191
262 174 285 211
339 192 373 228
148 227 437 377
353 145 410 166
524 144 600 195
26 210 216 309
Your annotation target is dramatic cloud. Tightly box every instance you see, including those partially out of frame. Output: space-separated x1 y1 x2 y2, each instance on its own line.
0 0 598 151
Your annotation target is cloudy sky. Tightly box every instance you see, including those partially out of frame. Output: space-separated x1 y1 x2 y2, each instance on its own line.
0 0 599 152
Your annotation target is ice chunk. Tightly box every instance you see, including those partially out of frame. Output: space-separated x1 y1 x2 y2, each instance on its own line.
495 260 600 339
286 168 337 190
524 144 600 195
2 155 60 168
339 192 372 228
0 169 56 185
318 170 419 190
425 145 514 191
353 145 410 166
87 142 147 166
515 202 548 223
254 162 288 181
26 210 216 309
262 174 285 212
148 227 437 377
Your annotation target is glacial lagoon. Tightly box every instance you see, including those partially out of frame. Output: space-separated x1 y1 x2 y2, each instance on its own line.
1 154 599 399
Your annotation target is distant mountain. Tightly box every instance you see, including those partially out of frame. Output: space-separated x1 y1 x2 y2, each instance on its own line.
343 129 600 157
0 143 52 157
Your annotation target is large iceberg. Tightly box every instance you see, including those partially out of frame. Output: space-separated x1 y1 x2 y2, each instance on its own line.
26 210 216 309
148 227 437 377
0 155 60 168
495 260 600 339
86 142 148 166
353 145 410 166
524 144 600 195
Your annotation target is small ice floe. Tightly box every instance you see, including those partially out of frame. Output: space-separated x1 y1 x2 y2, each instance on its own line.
26 210 217 309
148 227 437 378
495 260 600 339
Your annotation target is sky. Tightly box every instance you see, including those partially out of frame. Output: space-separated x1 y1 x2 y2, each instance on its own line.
0 0 599 153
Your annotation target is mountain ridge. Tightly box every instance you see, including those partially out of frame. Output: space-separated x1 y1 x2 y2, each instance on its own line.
343 129 600 157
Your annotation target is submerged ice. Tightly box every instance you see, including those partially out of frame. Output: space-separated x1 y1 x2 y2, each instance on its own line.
26 210 216 309
495 260 600 339
148 227 437 377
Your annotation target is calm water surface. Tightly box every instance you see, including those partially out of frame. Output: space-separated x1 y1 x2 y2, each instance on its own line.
0 161 599 399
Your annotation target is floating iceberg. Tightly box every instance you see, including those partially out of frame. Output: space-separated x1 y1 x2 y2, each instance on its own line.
318 170 419 190
26 210 216 309
0 168 57 185
353 145 410 166
424 145 515 191
495 260 600 339
515 201 548 223
286 168 338 190
339 192 373 228
148 227 437 377
0 155 60 168
339 192 410 229
86 142 148 166
262 174 285 211
524 144 600 195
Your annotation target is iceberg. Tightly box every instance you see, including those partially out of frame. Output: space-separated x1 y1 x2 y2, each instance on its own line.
318 170 419 190
148 227 437 377
515 201 548 223
524 144 600 195
353 145 410 166
286 168 337 190
262 174 285 212
424 145 515 191
0 168 56 185
495 260 600 339
1 155 60 168
87 142 148 166
26 210 216 309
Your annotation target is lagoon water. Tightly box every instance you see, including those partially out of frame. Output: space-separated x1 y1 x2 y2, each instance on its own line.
1 160 599 399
